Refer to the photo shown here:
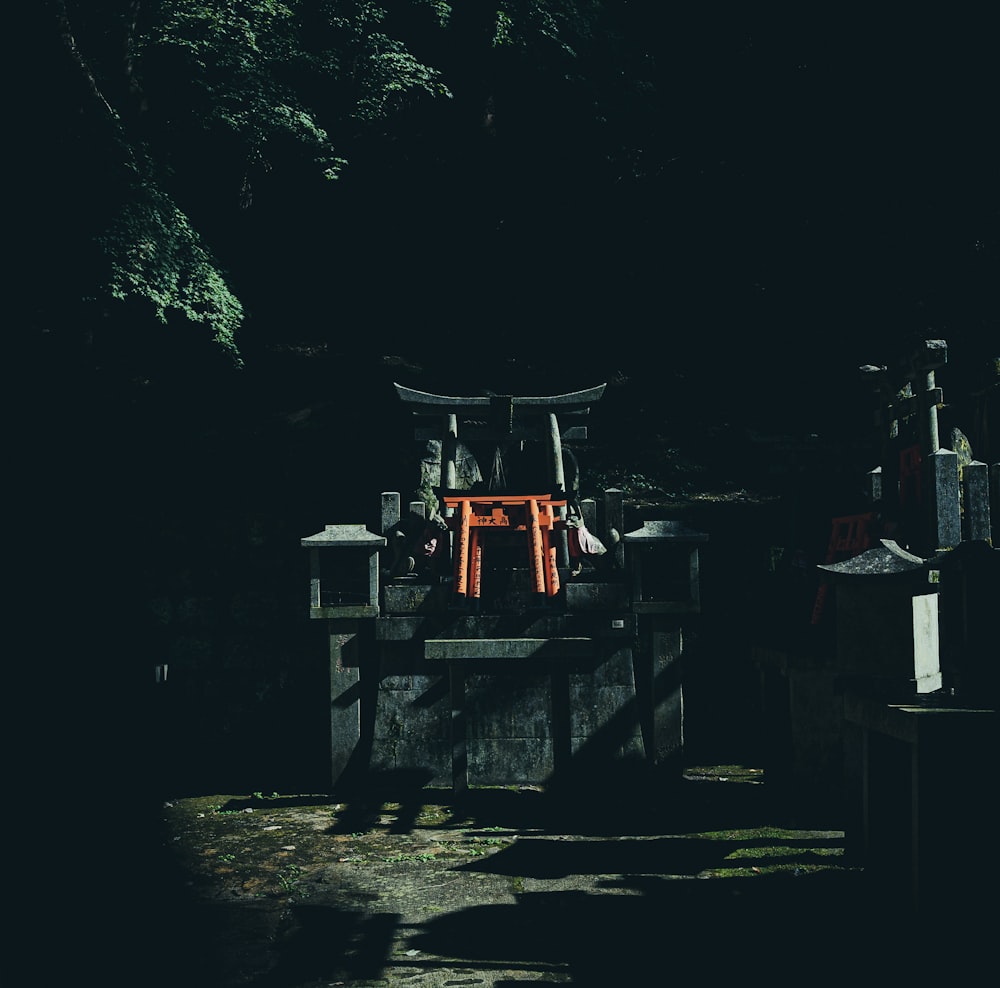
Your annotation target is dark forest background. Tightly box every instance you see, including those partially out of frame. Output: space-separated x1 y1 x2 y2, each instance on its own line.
17 4 998 815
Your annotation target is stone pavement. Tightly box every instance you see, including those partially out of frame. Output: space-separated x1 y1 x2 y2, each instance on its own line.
107 762 990 988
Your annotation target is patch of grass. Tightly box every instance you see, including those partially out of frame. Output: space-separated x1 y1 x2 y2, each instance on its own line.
414 804 453 826
694 828 851 879
277 864 307 896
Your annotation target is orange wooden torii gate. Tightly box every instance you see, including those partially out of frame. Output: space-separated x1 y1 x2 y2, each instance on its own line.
442 493 568 604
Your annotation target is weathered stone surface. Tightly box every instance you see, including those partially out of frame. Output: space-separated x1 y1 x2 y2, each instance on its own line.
301 524 386 548
329 627 362 788
569 730 645 761
376 616 432 640
469 738 554 784
433 612 634 640
829 580 941 693
818 539 925 577
382 582 451 614
564 580 629 610
865 466 882 503
575 646 635 687
370 738 450 778
425 637 599 660
419 438 483 492
377 674 416 691
928 447 961 549
991 462 999 544
569 684 641 739
374 690 449 740
466 676 552 739
623 519 710 543
963 460 991 542
650 689 684 761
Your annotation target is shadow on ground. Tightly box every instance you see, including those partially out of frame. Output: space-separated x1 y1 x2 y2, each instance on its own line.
109 761 992 988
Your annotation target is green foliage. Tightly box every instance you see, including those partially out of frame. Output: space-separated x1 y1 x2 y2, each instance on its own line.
321 1 452 121
492 9 514 47
418 0 452 28
491 0 600 57
144 1 346 176
44 0 460 368
100 175 244 361
142 2 451 162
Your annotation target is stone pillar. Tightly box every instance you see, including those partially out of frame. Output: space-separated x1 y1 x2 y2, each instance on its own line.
604 488 624 570
381 491 401 535
912 339 947 456
442 414 458 509
926 448 961 551
865 467 882 506
449 664 467 792
329 620 361 791
646 623 685 764
545 412 570 567
861 363 899 521
991 462 999 546
963 460 991 542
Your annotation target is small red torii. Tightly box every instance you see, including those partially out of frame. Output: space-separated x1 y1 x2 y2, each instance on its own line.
442 494 567 603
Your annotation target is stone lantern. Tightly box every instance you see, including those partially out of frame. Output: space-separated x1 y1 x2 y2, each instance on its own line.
300 523 387 789
622 518 709 768
818 538 941 697
300 524 386 619
623 519 708 613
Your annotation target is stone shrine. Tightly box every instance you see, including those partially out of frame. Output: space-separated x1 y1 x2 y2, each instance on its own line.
302 382 707 792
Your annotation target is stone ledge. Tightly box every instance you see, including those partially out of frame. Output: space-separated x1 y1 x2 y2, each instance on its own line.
425 637 597 660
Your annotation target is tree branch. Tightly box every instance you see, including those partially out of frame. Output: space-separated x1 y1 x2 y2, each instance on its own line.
48 0 119 124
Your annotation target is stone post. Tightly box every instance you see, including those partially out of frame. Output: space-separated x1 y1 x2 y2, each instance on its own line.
860 363 898 519
963 460 992 542
911 340 953 552
990 462 999 546
545 411 570 567
604 488 624 571
926 449 961 551
381 492 401 535
907 340 947 455
328 620 361 791
442 414 458 511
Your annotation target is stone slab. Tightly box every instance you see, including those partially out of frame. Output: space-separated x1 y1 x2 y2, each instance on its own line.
425 637 598 660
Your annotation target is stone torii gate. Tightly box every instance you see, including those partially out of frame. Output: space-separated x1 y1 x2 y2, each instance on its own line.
391 382 608 567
